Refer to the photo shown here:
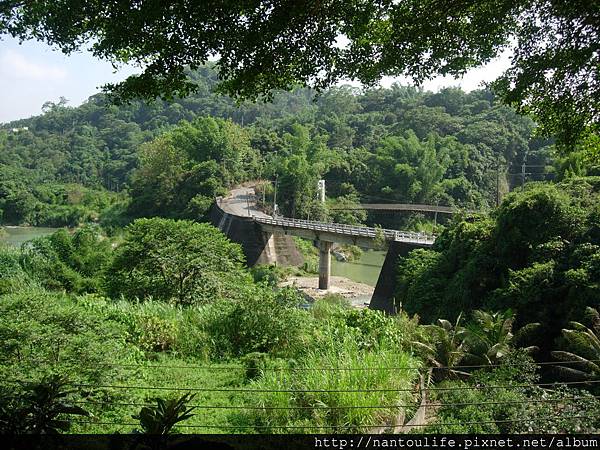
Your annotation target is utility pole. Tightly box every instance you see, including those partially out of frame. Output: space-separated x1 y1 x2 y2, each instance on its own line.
521 162 526 187
318 179 326 203
273 176 278 216
496 154 500 207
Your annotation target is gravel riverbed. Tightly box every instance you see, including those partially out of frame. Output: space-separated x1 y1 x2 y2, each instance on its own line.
280 275 374 308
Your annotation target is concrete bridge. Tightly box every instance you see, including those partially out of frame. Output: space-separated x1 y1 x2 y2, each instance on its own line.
255 215 434 291
210 186 435 312
255 216 434 249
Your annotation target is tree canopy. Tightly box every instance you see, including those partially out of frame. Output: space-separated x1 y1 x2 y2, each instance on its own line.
1 1 598 148
107 218 250 305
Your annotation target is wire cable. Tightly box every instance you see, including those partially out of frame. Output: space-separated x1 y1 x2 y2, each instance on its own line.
71 414 600 430
74 394 600 411
48 358 600 372
8 379 600 393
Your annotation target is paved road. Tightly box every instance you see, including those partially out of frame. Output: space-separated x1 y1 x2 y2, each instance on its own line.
219 186 270 218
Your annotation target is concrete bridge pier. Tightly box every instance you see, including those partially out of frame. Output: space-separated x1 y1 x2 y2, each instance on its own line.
318 241 333 290
370 241 432 313
261 232 276 261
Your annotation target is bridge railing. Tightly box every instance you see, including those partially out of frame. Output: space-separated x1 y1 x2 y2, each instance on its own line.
253 216 435 244
394 230 436 244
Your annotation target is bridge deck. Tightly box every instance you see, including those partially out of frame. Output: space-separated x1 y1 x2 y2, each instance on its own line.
254 216 435 246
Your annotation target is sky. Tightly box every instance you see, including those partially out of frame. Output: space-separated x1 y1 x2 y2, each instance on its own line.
0 35 513 124
0 36 139 124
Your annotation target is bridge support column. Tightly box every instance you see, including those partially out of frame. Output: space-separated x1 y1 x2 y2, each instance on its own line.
318 241 333 290
260 232 276 263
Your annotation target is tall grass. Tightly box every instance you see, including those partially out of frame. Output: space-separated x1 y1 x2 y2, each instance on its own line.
0 243 39 294
231 337 421 433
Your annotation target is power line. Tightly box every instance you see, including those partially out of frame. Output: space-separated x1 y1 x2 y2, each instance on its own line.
8 379 600 393
75 395 600 411
71 414 600 430
441 359 600 369
49 358 600 372
6 380 419 393
392 414 599 429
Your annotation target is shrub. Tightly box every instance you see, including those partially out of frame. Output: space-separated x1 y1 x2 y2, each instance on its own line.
311 298 426 355
344 308 408 351
0 288 145 398
552 307 600 383
249 264 281 286
19 226 112 294
426 351 600 433
197 285 311 358
132 393 196 435
397 180 600 357
0 286 244 433
241 352 270 381
0 244 32 294
0 375 89 434
293 237 318 274
310 295 351 321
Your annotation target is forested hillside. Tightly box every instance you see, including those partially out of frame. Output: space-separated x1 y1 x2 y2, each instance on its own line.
397 178 600 358
1 66 553 227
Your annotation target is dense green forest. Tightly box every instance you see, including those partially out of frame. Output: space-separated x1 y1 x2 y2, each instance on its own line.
1 66 600 435
397 178 600 357
1 66 558 228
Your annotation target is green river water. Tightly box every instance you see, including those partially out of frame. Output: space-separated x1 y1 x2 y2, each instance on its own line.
331 250 386 286
0 226 59 247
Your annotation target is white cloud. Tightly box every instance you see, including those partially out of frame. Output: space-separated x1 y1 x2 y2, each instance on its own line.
0 49 67 81
380 49 514 92
340 49 514 93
